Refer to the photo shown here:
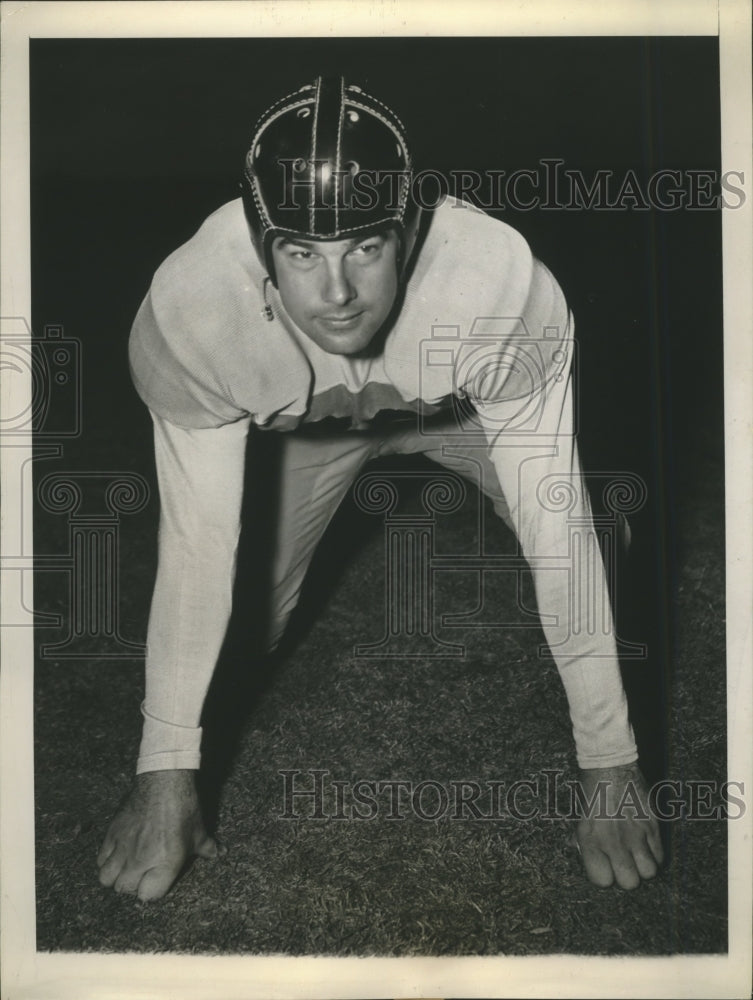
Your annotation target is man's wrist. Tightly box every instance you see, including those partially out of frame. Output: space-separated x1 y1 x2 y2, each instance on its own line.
137 702 202 773
578 761 642 779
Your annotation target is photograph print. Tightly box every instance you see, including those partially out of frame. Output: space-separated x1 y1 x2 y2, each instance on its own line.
16 16 741 977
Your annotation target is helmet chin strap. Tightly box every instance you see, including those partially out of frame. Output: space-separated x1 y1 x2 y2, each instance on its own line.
261 276 275 321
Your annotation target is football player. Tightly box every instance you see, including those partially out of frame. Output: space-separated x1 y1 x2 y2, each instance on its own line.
97 76 663 900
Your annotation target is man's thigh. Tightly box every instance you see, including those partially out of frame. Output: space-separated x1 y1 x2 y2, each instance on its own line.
268 415 514 647
268 429 376 644
376 414 514 531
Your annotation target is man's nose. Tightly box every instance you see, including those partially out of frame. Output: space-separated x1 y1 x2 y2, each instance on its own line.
322 259 356 306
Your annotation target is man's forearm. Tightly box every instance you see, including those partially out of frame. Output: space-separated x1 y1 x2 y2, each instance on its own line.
136 518 240 771
507 460 637 767
477 312 637 768
137 412 251 773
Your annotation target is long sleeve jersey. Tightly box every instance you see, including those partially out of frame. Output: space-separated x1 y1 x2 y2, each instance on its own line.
129 196 637 772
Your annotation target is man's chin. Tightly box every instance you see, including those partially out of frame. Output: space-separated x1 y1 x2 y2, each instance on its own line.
319 339 372 357
310 324 379 356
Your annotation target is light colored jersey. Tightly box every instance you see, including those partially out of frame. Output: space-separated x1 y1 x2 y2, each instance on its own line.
129 198 567 433
130 197 637 774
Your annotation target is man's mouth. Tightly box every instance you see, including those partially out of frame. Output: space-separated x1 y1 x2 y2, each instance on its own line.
319 311 364 329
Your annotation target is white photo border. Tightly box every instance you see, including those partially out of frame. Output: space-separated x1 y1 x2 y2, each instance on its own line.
1 2 751 998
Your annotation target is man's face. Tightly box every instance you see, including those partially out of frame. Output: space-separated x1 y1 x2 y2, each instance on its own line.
271 229 400 355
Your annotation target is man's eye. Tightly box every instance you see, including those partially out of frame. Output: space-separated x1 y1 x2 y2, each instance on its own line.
353 242 380 256
291 249 315 260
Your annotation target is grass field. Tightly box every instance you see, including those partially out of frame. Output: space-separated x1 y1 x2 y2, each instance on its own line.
33 418 727 956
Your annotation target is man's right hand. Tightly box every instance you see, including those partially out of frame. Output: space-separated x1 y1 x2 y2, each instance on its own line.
97 769 219 901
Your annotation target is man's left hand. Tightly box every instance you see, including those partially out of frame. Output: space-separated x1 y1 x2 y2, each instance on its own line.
575 762 664 889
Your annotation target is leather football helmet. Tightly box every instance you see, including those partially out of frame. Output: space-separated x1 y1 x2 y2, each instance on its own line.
241 76 421 285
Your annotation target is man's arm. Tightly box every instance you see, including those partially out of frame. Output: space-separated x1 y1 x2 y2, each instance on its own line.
137 411 252 771
97 412 251 899
476 331 637 768
473 311 663 888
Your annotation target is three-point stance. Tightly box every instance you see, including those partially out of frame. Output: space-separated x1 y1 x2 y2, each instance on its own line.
97 77 663 900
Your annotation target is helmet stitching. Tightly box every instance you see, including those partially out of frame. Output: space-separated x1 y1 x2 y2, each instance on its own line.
333 76 346 237
242 77 421 281
309 77 320 235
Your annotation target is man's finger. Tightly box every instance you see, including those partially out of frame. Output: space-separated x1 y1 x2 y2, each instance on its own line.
608 846 641 890
97 846 127 888
136 864 182 902
96 835 116 868
195 834 219 860
647 821 665 865
113 866 145 895
579 841 614 888
631 843 659 881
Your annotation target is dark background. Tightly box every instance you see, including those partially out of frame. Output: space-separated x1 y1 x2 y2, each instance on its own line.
30 36 724 453
31 34 724 768
30 37 726 954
